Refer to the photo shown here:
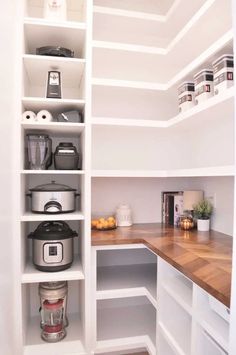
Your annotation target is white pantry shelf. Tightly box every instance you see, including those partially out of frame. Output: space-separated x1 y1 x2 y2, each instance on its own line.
97 301 156 351
93 1 211 50
96 264 157 308
93 0 175 17
92 166 234 178
93 40 165 54
92 86 234 128
23 55 85 87
24 17 86 30
21 170 85 175
22 97 85 112
24 314 85 355
93 5 166 22
24 18 86 58
92 77 166 90
93 31 233 87
21 121 85 135
21 211 84 222
22 258 84 284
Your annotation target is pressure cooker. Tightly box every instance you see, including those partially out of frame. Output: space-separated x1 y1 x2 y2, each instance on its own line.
28 221 78 272
27 181 80 213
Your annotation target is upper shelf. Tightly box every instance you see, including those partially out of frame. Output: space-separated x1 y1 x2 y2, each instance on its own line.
93 31 233 88
93 0 231 51
94 0 175 17
24 18 86 58
92 85 234 128
92 30 233 87
91 166 234 178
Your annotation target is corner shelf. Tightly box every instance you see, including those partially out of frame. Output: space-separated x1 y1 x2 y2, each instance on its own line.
97 299 156 354
93 5 166 22
96 263 157 308
92 77 166 90
22 258 84 284
92 86 234 128
91 165 234 178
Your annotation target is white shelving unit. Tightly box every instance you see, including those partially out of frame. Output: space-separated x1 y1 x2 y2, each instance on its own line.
13 1 92 355
4 1 234 355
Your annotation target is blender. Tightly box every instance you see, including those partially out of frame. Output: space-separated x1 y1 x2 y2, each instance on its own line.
27 134 52 170
39 281 68 342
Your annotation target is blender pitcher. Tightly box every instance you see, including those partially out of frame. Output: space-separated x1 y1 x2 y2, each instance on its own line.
27 134 52 170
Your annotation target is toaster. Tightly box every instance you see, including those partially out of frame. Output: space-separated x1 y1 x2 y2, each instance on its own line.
54 142 80 170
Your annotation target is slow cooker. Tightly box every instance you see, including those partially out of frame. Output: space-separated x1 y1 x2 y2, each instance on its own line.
28 221 78 272
27 180 80 213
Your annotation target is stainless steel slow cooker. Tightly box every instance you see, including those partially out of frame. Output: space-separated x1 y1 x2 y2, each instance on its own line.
28 221 78 271
27 180 80 213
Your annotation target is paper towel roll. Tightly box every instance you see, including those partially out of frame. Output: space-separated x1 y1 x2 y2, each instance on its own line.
22 111 36 122
36 110 53 122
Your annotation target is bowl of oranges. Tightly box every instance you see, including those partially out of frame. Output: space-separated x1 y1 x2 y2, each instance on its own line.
91 216 117 231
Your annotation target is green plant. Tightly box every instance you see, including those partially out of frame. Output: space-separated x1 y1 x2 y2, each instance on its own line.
193 199 213 220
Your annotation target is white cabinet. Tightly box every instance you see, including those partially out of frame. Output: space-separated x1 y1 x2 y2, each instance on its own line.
92 246 230 355
92 245 157 354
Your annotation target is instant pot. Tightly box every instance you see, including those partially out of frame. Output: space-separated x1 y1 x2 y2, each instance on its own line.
28 221 78 271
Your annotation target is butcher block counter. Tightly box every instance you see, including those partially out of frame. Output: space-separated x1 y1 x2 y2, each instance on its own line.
92 223 232 307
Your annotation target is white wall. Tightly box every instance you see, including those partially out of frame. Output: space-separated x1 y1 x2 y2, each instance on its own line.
92 176 234 235
92 112 234 170
0 2 17 355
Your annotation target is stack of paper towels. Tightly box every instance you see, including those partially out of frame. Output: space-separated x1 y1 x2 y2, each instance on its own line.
22 110 53 123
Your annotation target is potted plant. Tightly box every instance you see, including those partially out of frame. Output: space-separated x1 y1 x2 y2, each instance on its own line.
193 199 213 231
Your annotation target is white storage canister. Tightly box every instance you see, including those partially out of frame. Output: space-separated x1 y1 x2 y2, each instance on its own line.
212 54 234 94
194 69 214 104
178 82 195 112
115 204 132 227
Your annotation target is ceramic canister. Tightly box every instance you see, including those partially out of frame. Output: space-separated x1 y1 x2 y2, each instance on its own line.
212 54 234 94
194 69 214 104
178 82 195 112
115 204 132 227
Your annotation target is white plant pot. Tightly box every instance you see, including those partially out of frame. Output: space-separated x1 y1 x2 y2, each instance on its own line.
197 219 210 231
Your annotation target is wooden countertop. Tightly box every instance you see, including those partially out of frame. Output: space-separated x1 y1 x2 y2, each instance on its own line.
91 223 232 307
